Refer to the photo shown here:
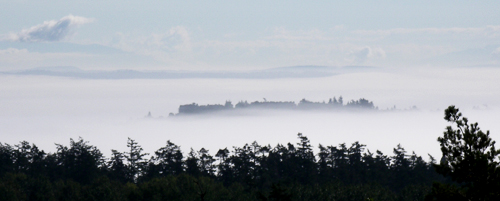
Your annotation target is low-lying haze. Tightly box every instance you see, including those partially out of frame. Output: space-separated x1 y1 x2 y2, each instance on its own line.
1 67 498 160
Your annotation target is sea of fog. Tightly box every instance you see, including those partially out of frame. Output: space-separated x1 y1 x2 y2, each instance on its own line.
1 67 499 160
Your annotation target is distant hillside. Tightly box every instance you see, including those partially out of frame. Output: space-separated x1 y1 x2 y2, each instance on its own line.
1 65 378 79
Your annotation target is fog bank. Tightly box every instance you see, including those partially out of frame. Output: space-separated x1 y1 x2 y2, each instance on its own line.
1 67 499 159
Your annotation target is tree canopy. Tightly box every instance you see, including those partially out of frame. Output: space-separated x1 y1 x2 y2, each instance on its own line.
427 105 500 200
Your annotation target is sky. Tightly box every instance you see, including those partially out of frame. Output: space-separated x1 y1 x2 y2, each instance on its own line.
1 1 500 159
1 1 500 71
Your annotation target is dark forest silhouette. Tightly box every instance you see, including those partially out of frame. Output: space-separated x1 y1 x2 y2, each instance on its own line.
174 96 380 116
0 106 498 200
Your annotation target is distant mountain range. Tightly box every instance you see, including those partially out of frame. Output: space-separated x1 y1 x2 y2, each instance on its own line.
1 65 377 79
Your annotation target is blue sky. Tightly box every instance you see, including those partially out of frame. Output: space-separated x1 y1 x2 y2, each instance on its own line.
1 0 500 70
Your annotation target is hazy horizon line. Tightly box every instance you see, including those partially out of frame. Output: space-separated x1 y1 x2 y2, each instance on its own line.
0 65 378 79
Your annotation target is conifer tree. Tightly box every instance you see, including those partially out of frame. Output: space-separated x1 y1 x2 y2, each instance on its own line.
427 105 500 200
125 138 148 182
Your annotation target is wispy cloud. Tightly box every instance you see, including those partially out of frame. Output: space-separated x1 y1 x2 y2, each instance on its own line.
352 26 500 38
4 15 94 42
492 47 500 61
109 26 194 66
267 27 333 41
114 26 191 54
0 48 94 69
0 48 29 55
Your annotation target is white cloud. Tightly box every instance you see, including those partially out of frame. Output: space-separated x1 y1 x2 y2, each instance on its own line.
5 15 94 42
168 26 191 52
347 46 386 64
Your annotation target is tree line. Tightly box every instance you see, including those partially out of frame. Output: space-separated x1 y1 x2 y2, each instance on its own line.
1 106 498 200
175 97 377 116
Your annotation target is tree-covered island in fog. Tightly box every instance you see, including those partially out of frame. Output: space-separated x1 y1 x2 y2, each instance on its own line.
173 96 379 116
